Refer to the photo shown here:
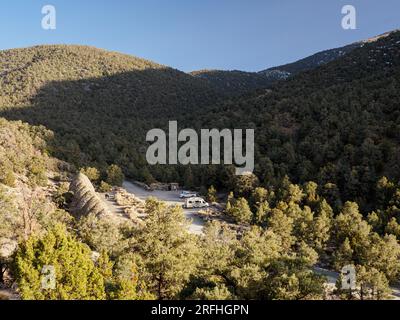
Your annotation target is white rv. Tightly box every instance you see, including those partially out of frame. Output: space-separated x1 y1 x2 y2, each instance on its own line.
183 197 209 209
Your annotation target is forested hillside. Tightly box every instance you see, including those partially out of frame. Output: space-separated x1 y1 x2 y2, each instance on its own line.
264 42 361 75
0 117 72 285
196 30 400 212
191 37 369 96
0 45 222 181
190 69 290 96
1 30 400 301
264 30 396 75
0 118 56 188
1 32 400 212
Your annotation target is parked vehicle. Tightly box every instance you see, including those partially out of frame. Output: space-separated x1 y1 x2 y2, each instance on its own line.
183 197 209 209
180 191 197 198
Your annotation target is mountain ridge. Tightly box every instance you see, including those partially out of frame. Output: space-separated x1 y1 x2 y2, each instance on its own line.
191 30 400 96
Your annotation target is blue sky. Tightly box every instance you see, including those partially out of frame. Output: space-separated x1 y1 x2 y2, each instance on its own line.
0 0 399 72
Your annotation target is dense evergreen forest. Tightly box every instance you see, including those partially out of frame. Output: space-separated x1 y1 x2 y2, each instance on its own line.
200 31 400 212
2 32 399 211
1 31 400 300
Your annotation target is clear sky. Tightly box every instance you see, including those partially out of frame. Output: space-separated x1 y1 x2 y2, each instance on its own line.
0 0 399 72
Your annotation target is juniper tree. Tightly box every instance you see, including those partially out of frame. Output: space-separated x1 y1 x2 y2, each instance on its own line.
134 198 200 299
227 197 253 224
266 208 295 251
106 164 124 187
13 224 106 300
80 167 100 184
207 185 217 203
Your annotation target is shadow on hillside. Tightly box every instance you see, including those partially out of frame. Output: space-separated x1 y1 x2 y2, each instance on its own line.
0 67 222 170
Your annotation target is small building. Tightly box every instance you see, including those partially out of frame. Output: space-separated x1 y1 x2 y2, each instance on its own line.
149 182 180 191
169 183 179 191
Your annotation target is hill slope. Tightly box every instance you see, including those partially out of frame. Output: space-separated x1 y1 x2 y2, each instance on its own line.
192 32 398 97
191 41 361 96
263 42 361 75
197 30 400 209
190 69 290 96
0 45 222 179
263 31 397 75
0 45 220 113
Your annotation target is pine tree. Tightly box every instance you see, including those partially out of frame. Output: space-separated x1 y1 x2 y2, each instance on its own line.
228 197 253 224
225 191 235 214
183 221 238 299
13 224 106 300
364 234 400 282
99 181 112 192
106 164 124 187
311 208 332 251
108 255 154 300
233 173 259 197
333 202 371 250
134 198 200 299
385 217 400 238
207 185 217 203
190 284 233 300
356 266 391 300
333 238 354 271
80 167 100 184
254 201 270 226
77 213 125 256
266 208 294 251
251 187 271 225
250 187 268 209
303 181 319 208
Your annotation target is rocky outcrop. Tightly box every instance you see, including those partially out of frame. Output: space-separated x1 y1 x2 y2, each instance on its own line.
0 239 17 259
69 173 109 219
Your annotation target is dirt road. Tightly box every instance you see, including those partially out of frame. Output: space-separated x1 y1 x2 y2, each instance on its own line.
122 181 205 235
